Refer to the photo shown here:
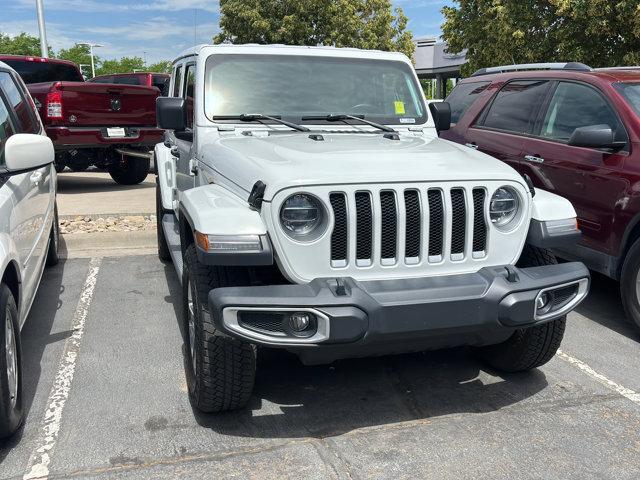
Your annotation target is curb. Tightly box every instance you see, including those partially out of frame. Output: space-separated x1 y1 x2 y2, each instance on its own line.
60 230 157 258
59 212 155 221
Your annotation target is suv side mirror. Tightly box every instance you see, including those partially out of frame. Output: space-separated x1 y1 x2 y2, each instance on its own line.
157 97 186 131
4 134 54 172
568 125 626 151
428 101 451 134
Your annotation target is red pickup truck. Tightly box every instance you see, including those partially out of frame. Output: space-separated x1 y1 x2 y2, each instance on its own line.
89 72 170 96
0 55 163 184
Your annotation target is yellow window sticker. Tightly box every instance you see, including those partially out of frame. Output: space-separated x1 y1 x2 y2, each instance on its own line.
394 101 406 115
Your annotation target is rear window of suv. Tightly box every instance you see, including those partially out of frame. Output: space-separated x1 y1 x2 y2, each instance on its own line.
478 80 550 134
445 81 490 124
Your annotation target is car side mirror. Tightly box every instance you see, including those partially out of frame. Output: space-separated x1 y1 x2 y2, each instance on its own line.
4 134 54 172
428 101 451 134
568 125 625 151
157 96 186 131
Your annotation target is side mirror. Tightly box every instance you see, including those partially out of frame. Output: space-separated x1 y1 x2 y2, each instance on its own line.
428 101 451 134
4 134 54 172
157 96 186 131
568 125 625 150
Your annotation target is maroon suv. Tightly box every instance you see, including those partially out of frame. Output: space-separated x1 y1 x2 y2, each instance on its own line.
441 63 640 330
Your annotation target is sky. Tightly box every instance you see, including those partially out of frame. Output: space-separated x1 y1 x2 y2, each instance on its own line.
1 0 453 64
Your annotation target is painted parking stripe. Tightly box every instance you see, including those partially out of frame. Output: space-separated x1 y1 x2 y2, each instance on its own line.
23 258 102 480
557 349 640 404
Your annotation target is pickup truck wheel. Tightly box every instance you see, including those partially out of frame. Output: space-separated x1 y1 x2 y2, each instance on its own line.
156 182 171 262
476 245 566 372
108 156 150 185
0 284 24 439
46 203 60 267
182 245 256 412
620 237 640 330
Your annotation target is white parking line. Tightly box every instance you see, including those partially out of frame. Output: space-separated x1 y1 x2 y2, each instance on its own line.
557 349 640 404
23 258 102 480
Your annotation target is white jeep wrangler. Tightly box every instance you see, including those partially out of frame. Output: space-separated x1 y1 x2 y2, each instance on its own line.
155 44 590 413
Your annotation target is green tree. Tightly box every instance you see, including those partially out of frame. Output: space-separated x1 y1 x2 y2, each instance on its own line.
96 56 145 76
442 0 640 76
146 60 172 73
58 44 95 77
214 0 415 59
0 32 52 57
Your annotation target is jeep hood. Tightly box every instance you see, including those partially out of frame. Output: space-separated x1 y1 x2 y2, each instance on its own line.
200 131 523 201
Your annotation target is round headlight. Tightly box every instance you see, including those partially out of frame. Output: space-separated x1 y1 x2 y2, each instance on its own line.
280 193 327 240
490 186 520 230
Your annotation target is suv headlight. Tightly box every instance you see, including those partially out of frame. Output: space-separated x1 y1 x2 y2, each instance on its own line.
490 186 521 230
280 193 327 241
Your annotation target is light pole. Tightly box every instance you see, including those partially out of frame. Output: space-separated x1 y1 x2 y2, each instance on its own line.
35 0 49 58
78 42 103 78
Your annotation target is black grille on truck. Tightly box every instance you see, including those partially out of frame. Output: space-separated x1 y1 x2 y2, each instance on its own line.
328 186 490 267
472 188 487 254
329 193 348 262
355 191 373 261
450 188 466 256
428 189 444 258
404 190 421 259
380 191 397 260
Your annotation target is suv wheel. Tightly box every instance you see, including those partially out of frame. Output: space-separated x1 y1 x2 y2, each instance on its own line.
476 245 566 372
108 155 150 185
0 284 23 439
620 237 640 330
156 182 171 262
182 245 256 412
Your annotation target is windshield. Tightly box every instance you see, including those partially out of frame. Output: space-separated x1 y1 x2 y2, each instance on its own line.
204 54 426 125
616 82 640 117
4 60 83 84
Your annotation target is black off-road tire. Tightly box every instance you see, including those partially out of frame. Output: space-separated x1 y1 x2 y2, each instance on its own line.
476 245 566 372
46 203 60 267
620 237 640 331
156 181 171 262
182 245 256 412
0 284 24 439
108 156 150 185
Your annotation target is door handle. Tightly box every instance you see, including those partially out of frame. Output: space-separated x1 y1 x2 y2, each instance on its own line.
465 142 479 150
524 154 545 164
30 171 43 186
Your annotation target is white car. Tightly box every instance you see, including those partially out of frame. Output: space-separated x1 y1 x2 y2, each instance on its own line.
0 61 58 438
154 44 590 413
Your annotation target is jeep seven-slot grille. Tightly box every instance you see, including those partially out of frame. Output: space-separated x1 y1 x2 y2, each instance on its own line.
329 187 488 266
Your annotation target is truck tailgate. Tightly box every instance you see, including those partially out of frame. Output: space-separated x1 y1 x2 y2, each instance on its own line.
54 82 158 126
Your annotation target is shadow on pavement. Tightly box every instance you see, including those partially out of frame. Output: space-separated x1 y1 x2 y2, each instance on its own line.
56 173 154 195
162 263 548 440
0 259 68 459
575 271 640 342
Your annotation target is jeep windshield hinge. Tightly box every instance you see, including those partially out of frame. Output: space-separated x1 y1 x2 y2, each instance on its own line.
248 180 267 210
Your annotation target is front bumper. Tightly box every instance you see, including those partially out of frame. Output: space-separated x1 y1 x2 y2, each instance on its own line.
46 126 163 148
209 262 589 364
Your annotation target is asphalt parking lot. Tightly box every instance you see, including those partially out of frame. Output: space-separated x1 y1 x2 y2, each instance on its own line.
0 253 639 479
1 174 640 479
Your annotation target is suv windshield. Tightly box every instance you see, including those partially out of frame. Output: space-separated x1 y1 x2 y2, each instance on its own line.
3 60 83 84
616 82 640 117
204 54 426 125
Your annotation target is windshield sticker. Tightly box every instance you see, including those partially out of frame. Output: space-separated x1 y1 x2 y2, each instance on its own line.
394 101 406 115
399 117 416 124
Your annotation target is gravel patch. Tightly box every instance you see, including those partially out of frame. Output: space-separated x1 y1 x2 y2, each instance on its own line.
60 215 156 234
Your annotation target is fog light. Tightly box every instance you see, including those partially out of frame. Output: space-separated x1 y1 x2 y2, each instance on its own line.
289 312 312 332
536 292 550 310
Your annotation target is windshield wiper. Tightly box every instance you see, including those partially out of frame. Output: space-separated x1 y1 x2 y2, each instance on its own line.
301 114 396 133
212 114 309 132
